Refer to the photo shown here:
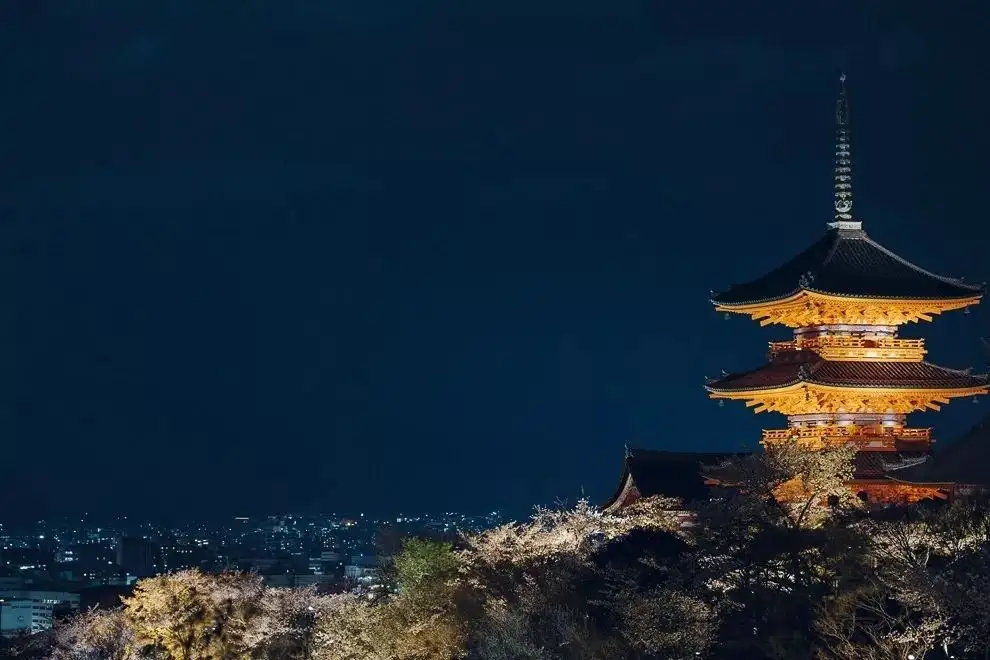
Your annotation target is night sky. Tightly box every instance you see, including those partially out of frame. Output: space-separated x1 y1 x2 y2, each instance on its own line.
1 2 988 523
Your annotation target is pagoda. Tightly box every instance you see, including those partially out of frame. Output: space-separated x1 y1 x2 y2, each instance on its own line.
705 75 989 504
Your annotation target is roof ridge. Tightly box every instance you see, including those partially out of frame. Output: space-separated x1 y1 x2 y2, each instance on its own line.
919 360 988 378
815 228 845 273
859 232 983 292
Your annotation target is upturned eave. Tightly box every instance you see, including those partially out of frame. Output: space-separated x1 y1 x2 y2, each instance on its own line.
707 382 989 415
713 289 982 328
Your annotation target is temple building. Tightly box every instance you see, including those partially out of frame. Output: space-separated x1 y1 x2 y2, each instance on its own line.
602 449 745 516
604 76 988 512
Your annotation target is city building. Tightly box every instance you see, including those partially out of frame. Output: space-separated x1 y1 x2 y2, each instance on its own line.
605 76 988 510
0 599 33 638
0 590 79 635
344 555 384 582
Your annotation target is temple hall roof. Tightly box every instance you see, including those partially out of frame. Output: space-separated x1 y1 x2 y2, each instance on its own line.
602 449 748 511
706 350 988 393
893 413 990 486
711 226 983 307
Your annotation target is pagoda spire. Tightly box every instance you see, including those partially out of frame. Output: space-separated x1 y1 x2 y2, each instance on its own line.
830 73 860 230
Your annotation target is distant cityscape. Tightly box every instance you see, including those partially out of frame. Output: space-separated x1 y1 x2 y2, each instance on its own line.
0 511 505 638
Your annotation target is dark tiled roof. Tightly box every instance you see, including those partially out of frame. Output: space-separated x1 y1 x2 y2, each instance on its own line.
604 449 748 508
707 351 818 391
707 351 987 393
896 414 990 486
711 227 983 306
814 362 985 388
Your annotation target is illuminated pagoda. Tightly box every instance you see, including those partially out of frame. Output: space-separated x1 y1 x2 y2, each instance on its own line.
705 75 988 504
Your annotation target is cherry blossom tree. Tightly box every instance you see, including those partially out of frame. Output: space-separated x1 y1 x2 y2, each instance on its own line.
49 608 139 660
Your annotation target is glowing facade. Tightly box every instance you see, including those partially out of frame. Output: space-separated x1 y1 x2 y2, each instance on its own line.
705 76 988 504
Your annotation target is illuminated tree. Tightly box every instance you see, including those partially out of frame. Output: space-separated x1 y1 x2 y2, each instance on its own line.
829 500 990 660
690 441 863 659
122 569 327 659
49 608 138 660
462 498 713 659
392 538 459 593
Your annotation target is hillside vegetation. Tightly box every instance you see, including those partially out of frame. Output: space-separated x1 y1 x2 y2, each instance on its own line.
22 442 990 660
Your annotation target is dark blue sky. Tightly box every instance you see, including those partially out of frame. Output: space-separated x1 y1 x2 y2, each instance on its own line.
1 1 988 522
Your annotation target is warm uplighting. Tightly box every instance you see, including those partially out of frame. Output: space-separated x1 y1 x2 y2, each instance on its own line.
707 74 987 504
769 335 926 362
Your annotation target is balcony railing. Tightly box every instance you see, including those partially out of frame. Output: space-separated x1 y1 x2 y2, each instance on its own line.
762 425 932 445
769 336 926 362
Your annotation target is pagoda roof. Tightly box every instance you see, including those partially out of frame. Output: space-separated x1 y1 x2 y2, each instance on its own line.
711 226 983 307
602 449 747 511
706 350 987 393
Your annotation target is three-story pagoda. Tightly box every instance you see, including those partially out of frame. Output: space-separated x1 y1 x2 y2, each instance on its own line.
705 75 988 504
